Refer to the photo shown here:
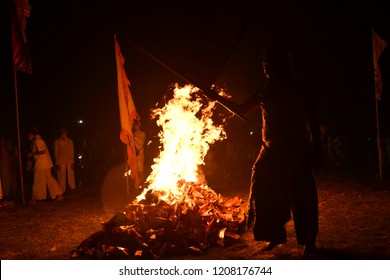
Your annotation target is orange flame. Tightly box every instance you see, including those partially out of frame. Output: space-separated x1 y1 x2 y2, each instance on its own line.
136 84 226 203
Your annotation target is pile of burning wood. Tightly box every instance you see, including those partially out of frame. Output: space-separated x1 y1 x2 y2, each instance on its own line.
71 85 246 259
71 183 246 259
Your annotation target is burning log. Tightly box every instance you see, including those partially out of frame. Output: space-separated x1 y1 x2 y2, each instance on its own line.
71 184 246 259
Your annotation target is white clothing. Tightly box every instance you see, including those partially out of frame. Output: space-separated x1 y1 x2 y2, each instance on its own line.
54 137 75 165
133 130 146 172
57 163 75 192
54 137 75 192
31 135 62 200
33 168 63 200
32 135 53 170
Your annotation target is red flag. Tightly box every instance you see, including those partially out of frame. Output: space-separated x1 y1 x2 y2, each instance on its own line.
372 29 387 100
10 0 32 73
114 35 141 188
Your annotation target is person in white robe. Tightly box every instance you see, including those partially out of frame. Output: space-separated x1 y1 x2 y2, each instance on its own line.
54 128 75 193
28 129 63 203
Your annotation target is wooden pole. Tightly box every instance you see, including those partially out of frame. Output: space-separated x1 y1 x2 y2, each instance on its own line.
372 27 385 179
374 96 384 179
13 66 26 204
124 144 129 196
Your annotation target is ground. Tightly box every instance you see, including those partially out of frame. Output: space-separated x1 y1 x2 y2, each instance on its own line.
1 163 389 260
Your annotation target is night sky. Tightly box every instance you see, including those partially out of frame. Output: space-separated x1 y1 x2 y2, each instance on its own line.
1 0 390 163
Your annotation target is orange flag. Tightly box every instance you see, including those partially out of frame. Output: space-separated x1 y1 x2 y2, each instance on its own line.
114 35 140 188
372 29 387 100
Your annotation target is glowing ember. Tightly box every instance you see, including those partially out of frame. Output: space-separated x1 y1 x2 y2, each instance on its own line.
136 84 226 203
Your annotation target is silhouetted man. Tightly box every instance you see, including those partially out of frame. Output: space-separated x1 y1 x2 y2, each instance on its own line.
234 45 322 256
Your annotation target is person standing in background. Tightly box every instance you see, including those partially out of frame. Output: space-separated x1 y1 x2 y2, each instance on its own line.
54 128 76 194
0 137 18 201
28 128 64 203
133 121 146 188
23 135 35 201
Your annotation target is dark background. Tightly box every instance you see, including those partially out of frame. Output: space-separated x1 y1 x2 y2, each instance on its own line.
1 0 390 177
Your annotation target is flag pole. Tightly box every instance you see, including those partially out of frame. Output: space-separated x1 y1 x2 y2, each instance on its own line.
371 27 385 180
124 143 129 196
13 66 26 204
374 95 383 179
115 34 139 193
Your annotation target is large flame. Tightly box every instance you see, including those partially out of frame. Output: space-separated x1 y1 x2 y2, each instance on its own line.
136 84 226 203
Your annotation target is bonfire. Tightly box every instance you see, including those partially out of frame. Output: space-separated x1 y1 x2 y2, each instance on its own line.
72 84 246 259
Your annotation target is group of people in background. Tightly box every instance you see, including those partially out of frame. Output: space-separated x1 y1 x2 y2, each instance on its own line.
27 127 76 204
320 123 390 172
320 123 349 167
0 120 148 207
0 127 76 207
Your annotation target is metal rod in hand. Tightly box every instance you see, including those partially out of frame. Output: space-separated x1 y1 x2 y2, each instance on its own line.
128 40 247 121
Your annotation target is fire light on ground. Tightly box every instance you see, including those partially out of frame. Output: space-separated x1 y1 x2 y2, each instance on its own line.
72 84 246 259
